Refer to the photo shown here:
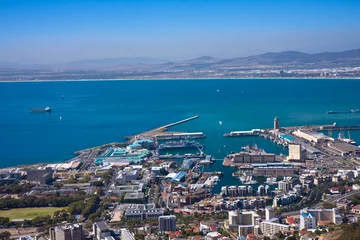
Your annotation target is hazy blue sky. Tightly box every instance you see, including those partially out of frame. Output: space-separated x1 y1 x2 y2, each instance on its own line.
1 0 359 63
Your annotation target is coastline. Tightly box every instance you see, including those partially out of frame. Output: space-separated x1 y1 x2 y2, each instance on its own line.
1 77 360 83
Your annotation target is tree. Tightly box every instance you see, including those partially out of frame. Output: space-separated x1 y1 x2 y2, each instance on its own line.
0 231 11 240
342 216 349 224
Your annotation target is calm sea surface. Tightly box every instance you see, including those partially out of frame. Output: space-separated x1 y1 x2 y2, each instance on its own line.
1 79 360 191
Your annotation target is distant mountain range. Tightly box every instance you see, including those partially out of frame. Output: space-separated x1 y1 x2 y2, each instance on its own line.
1 48 359 70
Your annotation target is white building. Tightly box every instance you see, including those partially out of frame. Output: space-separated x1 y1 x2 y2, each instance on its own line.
265 207 275 221
287 144 306 161
93 221 110 240
300 211 316 230
120 229 134 240
260 219 290 235
278 180 291 193
292 130 333 143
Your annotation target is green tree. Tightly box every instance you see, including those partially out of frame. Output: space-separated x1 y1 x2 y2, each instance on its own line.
0 231 11 240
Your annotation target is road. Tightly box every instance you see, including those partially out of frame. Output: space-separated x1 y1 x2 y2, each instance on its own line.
281 190 360 217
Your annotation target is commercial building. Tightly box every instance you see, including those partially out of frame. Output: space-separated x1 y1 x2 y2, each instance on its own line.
124 204 164 220
327 142 360 156
116 169 139 183
233 152 276 164
287 144 306 161
292 130 333 143
158 215 177 231
50 224 84 240
26 168 53 185
181 158 196 170
93 221 111 240
252 163 295 176
123 192 145 203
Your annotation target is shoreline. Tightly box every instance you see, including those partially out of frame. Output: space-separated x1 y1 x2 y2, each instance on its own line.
1 77 360 83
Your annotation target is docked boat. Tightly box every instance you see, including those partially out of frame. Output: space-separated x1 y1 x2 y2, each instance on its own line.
338 132 356 145
29 107 51 113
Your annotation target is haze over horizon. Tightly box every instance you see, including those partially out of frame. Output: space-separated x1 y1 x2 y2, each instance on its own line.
1 0 360 64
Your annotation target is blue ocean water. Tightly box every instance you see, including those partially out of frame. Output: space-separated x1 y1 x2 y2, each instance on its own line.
1 79 360 177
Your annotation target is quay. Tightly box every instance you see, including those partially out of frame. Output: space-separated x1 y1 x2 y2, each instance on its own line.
223 129 262 137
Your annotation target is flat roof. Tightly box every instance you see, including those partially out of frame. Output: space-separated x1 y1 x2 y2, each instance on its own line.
329 142 360 153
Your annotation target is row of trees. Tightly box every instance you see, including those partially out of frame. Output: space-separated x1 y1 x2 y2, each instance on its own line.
0 183 34 194
0 195 86 209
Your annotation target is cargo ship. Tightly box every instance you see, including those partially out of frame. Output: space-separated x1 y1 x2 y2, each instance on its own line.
29 107 51 113
158 140 204 150
326 109 359 114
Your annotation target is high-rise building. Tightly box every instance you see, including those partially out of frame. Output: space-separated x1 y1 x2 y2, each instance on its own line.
265 207 275 221
93 221 111 240
274 117 280 130
159 215 176 231
278 180 290 193
50 224 84 240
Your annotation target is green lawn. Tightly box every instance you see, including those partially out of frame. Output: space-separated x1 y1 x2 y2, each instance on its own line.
0 207 66 220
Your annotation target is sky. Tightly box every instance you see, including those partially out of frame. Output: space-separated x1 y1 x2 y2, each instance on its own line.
0 0 360 64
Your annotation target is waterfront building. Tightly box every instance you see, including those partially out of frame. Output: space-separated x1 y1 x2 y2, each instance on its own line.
274 117 280 130
292 130 333 143
181 158 196 170
233 152 276 164
159 215 176 231
252 163 295 176
287 144 306 161
50 224 84 240
327 142 360 156
93 221 110 240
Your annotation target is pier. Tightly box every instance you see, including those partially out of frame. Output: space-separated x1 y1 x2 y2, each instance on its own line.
124 115 200 141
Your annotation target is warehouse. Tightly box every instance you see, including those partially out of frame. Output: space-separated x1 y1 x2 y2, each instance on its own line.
327 142 360 156
292 130 334 143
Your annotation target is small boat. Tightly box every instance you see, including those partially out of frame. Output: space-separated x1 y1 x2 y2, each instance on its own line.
29 107 51 113
351 109 359 113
